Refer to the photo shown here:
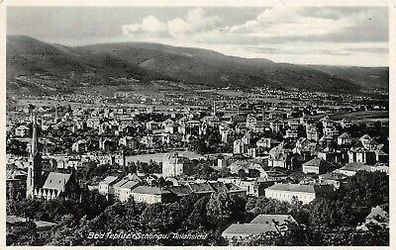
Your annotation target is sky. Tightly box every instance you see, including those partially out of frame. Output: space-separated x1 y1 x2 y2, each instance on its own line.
7 6 389 66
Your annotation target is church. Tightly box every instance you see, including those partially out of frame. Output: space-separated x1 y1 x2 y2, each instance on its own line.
26 111 80 200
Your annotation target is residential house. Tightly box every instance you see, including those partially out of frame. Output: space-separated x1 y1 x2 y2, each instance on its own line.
347 147 376 165
337 132 352 146
130 186 172 204
318 172 348 189
332 162 371 176
302 157 334 175
98 175 119 196
162 152 190 177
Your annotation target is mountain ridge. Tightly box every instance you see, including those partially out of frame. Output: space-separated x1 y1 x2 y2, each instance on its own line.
6 35 389 97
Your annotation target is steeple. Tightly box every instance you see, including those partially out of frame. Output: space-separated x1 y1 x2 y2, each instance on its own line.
31 111 38 157
26 110 42 199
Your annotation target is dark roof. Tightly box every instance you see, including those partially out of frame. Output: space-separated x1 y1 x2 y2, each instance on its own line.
225 183 245 192
131 185 170 195
302 157 333 168
209 182 228 193
167 185 192 197
99 176 119 185
113 179 129 188
376 150 388 156
120 180 140 190
188 183 215 194
42 172 72 191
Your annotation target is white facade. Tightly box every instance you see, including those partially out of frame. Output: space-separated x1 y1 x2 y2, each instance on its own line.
265 189 315 204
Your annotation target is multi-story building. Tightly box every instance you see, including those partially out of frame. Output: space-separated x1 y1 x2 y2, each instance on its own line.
265 183 333 204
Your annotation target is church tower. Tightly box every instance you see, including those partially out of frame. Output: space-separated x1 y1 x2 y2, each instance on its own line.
26 111 42 199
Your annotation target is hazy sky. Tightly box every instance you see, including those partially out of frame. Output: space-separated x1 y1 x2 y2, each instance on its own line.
7 6 388 66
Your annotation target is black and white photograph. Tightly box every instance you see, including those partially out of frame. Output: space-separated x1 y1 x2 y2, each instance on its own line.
3 0 393 247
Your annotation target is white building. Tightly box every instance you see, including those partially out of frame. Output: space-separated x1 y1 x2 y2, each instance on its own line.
265 183 333 204
162 152 189 177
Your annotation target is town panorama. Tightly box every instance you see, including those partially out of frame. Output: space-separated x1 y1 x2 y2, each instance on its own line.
5 5 390 247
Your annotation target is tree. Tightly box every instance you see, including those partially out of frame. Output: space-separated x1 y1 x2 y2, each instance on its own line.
7 139 29 156
206 192 246 231
6 221 40 246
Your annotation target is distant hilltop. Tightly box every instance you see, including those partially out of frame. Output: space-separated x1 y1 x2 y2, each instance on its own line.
6 35 389 97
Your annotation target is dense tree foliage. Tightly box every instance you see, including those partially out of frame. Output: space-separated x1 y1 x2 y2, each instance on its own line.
6 139 29 156
7 170 388 246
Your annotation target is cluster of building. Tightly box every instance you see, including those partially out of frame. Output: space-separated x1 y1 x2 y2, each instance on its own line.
5 95 388 238
95 170 246 204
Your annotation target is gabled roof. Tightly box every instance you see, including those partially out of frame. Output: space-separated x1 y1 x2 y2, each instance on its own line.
376 150 388 156
42 172 72 191
338 132 351 139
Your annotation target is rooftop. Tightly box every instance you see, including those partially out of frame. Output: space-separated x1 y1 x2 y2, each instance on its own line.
42 172 72 191
131 185 171 195
265 183 332 194
250 214 296 225
99 175 119 185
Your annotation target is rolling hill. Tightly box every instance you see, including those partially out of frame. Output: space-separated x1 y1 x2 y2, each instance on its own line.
6 35 389 97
